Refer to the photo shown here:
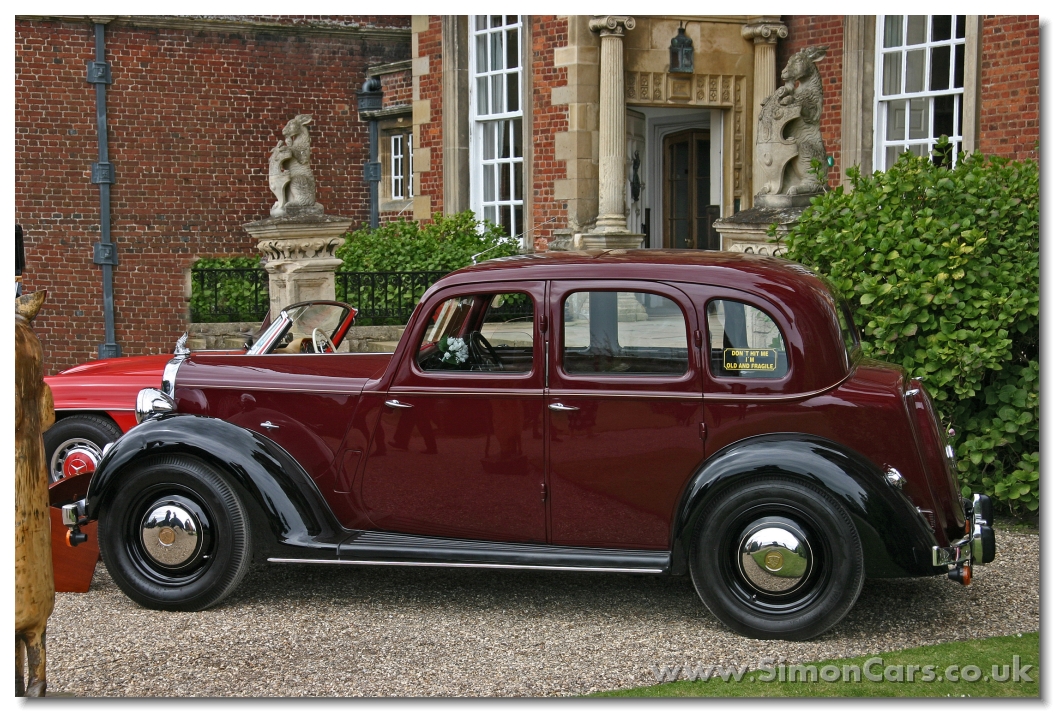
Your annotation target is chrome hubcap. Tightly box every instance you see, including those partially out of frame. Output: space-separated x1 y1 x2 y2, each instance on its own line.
738 519 813 595
50 438 104 483
141 503 200 568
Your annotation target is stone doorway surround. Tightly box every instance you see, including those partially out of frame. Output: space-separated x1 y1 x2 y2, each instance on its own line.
623 16 754 221
550 15 781 251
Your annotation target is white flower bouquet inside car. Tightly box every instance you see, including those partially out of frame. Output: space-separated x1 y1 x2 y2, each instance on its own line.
438 336 469 365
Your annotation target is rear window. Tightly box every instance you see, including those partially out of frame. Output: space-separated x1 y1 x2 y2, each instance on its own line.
706 299 787 379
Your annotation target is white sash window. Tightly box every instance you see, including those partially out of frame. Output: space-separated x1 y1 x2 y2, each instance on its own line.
390 132 413 200
875 15 967 169
469 15 524 243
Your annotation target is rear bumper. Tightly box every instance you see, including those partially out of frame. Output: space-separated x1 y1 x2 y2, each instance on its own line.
932 493 996 567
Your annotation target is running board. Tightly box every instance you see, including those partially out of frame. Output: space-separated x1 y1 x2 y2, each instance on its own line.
268 530 669 574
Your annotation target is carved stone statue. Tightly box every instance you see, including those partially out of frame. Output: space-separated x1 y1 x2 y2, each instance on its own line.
15 290 55 697
269 114 324 217
754 45 829 206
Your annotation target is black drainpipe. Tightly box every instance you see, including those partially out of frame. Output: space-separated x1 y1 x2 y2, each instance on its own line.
357 76 383 229
87 18 120 358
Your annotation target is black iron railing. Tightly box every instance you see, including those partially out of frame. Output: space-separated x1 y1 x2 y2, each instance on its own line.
189 267 270 323
336 270 447 326
189 268 531 326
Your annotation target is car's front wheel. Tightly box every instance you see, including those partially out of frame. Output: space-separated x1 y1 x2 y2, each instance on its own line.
98 455 252 611
689 476 864 641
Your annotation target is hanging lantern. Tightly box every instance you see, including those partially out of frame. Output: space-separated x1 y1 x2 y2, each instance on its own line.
669 23 694 74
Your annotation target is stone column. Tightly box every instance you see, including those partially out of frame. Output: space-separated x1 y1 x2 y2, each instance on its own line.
742 18 788 110
243 214 353 317
742 18 787 212
572 15 642 250
591 15 632 232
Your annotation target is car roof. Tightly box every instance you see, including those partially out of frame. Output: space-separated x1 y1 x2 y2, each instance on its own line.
434 249 850 392
442 249 833 300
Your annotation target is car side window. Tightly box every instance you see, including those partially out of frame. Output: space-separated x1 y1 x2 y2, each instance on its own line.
706 299 787 379
417 292 534 373
562 291 688 375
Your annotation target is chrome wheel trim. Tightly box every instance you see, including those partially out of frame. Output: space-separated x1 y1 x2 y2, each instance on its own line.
49 437 104 484
140 502 202 568
736 518 814 596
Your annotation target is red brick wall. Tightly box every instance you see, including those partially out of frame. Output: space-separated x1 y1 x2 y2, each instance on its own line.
978 16 1040 162
415 18 444 217
528 16 569 251
16 17 409 373
379 68 412 108
779 16 845 188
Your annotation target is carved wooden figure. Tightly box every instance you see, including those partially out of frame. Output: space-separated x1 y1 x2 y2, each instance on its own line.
15 290 55 697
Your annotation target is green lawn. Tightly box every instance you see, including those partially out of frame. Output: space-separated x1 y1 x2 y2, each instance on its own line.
593 633 1038 697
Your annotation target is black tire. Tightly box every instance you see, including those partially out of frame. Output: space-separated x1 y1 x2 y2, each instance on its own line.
98 455 252 611
689 476 864 641
43 414 123 485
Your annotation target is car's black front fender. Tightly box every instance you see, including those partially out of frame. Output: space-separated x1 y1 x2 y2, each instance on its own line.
670 433 942 578
85 413 347 560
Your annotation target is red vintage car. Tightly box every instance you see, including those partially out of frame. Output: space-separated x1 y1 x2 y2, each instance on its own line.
62 251 994 641
43 301 358 485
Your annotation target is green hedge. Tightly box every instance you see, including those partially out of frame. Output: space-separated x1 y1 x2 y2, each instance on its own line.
336 211 519 273
780 141 1039 514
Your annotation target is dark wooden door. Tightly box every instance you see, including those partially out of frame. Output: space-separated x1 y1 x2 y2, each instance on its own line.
663 130 721 250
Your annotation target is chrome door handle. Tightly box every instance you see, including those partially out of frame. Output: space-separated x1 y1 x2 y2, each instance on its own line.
548 403 579 412
385 399 414 409
260 421 279 431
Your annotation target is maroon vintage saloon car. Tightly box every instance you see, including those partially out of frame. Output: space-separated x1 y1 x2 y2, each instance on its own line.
62 250 994 640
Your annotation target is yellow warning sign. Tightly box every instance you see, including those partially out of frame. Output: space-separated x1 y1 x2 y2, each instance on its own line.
723 348 778 371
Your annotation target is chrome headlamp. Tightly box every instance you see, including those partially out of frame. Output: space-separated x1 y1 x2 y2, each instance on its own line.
136 388 176 423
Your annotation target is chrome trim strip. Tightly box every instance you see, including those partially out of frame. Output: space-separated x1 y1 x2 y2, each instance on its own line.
175 384 364 396
386 389 704 400
547 390 704 401
266 558 664 574
387 388 544 398
161 356 184 398
702 372 852 403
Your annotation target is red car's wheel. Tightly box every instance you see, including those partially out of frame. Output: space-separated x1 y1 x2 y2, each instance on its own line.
43 414 123 485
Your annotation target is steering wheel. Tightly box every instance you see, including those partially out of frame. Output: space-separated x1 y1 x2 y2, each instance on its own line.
468 331 503 371
312 327 336 354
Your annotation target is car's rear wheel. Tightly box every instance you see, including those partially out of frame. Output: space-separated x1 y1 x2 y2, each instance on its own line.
689 476 864 641
43 414 123 485
98 455 252 611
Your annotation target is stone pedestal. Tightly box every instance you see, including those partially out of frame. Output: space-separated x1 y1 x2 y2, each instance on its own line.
243 213 353 316
713 205 806 256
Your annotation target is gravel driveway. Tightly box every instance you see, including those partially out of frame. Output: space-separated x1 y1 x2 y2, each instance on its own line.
46 525 1038 697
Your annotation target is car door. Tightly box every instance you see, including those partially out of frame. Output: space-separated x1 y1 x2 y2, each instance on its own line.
546 281 706 550
359 281 547 543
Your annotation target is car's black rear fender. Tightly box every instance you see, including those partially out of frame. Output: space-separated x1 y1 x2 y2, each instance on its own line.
670 433 942 578
85 413 347 560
